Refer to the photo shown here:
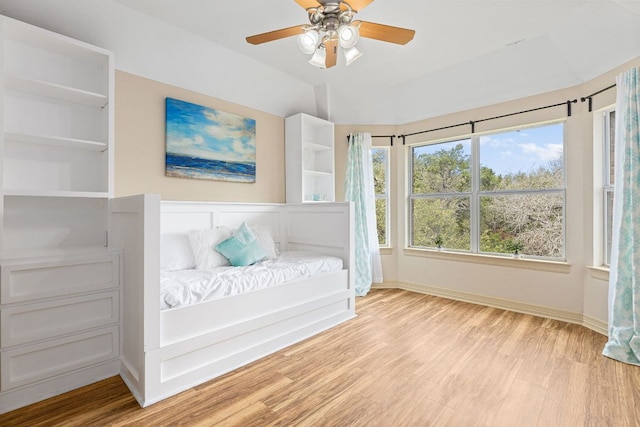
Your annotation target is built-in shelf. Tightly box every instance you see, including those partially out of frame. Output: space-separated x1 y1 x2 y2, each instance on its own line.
0 14 116 415
3 189 110 198
4 75 107 107
0 245 115 262
5 132 108 151
4 18 111 65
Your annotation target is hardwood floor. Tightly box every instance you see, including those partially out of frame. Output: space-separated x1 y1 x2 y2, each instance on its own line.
2 289 639 426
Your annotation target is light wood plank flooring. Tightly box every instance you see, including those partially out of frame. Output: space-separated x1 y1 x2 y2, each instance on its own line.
2 289 639 426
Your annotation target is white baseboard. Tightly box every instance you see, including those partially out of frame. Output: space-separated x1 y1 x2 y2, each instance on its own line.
583 315 608 336
373 281 608 336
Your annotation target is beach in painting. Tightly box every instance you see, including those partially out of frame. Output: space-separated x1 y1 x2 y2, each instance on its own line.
166 153 256 182
165 97 257 183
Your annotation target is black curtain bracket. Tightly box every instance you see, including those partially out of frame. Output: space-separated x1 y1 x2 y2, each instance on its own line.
580 83 616 112
580 96 594 112
567 100 573 117
346 134 396 146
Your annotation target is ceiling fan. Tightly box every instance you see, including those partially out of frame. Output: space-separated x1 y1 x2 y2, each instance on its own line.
246 0 415 69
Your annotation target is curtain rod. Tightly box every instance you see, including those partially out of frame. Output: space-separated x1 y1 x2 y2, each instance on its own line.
347 83 616 146
397 99 578 145
580 83 616 112
347 134 396 146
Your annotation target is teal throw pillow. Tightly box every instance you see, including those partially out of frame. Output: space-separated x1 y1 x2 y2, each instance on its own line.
215 222 268 266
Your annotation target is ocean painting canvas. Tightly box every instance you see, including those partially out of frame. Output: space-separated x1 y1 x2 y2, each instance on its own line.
165 97 256 183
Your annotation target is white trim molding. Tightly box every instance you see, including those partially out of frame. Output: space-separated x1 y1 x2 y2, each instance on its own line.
587 266 610 281
403 248 571 274
372 281 607 336
583 315 608 336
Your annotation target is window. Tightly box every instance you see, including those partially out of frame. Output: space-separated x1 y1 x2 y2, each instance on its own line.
372 147 390 246
410 122 565 259
603 109 615 265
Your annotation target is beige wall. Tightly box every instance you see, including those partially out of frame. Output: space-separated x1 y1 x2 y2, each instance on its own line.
336 57 640 329
114 57 640 329
114 71 285 202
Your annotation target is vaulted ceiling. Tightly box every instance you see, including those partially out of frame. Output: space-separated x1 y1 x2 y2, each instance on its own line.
1 0 639 124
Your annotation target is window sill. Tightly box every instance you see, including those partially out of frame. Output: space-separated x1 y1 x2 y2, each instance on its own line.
380 247 393 255
403 248 571 274
587 266 609 281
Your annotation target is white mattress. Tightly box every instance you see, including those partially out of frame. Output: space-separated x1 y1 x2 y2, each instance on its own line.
160 251 344 310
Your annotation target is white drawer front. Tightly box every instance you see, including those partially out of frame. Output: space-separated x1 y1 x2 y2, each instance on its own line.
1 326 119 390
1 255 119 304
1 291 119 347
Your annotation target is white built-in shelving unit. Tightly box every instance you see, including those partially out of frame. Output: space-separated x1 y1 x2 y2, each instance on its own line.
0 15 120 414
285 113 335 203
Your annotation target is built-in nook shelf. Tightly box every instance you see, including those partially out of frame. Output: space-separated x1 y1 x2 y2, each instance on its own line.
285 113 335 203
4 75 108 107
303 170 333 177
303 141 332 152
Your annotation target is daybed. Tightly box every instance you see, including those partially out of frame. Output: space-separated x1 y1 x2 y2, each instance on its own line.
108 195 355 407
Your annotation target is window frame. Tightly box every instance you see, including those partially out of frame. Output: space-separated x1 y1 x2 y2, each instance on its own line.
603 108 615 266
408 121 567 260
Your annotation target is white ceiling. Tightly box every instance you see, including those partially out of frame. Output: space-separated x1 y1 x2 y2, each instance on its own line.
1 0 639 124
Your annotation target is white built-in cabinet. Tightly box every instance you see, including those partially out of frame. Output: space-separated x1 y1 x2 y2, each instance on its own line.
285 113 335 203
0 15 120 414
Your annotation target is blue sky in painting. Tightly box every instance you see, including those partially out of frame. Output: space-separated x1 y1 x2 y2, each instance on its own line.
165 98 256 164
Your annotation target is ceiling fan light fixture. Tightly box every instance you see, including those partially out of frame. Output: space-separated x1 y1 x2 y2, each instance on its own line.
308 46 327 68
246 0 415 70
338 25 359 48
297 30 319 55
343 45 362 66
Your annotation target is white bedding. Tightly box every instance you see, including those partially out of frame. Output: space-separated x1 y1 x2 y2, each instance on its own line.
160 251 344 309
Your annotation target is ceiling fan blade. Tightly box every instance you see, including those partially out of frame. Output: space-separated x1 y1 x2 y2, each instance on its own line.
341 0 374 12
324 39 337 68
246 25 305 45
355 20 415 45
295 0 321 10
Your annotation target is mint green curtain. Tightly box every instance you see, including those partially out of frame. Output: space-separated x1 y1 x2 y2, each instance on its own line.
345 132 383 296
603 67 640 365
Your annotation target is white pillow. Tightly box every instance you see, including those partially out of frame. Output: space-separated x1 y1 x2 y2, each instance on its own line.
160 233 195 271
188 227 233 270
249 224 279 260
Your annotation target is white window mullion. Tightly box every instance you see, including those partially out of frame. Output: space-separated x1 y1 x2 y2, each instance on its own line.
470 135 480 253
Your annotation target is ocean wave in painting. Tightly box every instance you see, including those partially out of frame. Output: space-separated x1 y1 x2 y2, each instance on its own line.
166 153 256 183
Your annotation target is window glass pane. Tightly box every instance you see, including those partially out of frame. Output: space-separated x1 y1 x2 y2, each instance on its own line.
606 190 614 265
372 147 388 246
608 110 616 185
412 197 470 250
479 123 564 191
375 198 387 246
480 193 564 257
372 148 387 195
412 140 471 194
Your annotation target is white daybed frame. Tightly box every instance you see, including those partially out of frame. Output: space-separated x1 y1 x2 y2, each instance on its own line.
108 195 355 407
